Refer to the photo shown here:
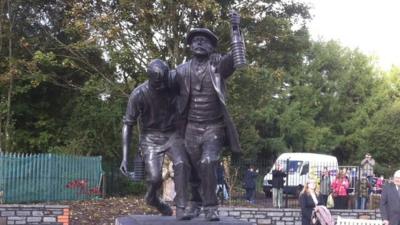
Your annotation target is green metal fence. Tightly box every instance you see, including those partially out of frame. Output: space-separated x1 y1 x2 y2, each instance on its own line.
0 152 103 203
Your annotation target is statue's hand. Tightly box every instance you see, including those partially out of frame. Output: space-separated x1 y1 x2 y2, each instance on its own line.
120 159 128 176
230 10 241 26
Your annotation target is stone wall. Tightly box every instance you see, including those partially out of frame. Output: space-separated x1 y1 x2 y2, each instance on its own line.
0 205 69 225
0 204 381 225
218 207 381 225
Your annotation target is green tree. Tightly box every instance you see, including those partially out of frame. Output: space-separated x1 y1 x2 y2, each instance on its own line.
297 41 378 162
0 0 112 154
361 67 400 176
61 0 313 161
9 0 395 170
248 40 380 164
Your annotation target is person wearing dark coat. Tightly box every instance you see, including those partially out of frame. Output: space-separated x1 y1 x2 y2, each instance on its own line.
380 170 400 225
299 179 322 225
243 165 258 203
272 163 287 208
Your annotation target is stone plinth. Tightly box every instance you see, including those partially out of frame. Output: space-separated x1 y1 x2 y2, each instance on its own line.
115 215 252 225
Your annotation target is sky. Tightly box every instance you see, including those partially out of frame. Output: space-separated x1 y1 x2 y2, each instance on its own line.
304 0 400 70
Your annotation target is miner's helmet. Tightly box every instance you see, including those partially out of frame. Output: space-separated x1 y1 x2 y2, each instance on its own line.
147 59 169 76
185 28 218 47
147 59 169 91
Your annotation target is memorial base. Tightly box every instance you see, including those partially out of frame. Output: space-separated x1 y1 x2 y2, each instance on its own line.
115 215 252 225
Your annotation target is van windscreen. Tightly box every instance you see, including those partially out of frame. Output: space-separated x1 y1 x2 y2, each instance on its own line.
286 160 302 172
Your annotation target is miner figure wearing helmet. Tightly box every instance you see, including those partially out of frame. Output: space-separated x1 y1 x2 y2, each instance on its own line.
120 59 191 220
168 11 245 221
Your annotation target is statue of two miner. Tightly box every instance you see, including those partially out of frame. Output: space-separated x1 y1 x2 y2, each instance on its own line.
120 11 246 222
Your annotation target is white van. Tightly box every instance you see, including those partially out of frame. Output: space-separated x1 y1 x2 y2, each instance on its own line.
263 153 338 196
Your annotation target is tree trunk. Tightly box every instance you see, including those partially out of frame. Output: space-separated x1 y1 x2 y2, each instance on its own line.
5 0 13 151
0 0 4 53
0 0 4 152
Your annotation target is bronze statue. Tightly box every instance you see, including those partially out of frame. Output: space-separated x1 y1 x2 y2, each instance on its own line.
168 11 245 221
120 59 192 220
120 10 245 222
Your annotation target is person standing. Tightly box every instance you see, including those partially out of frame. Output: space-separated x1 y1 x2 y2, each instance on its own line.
244 165 258 203
299 179 321 225
216 161 229 200
361 153 375 183
120 59 191 220
357 174 370 209
331 170 350 209
162 156 176 202
375 175 385 194
380 170 400 225
272 163 287 208
320 167 331 206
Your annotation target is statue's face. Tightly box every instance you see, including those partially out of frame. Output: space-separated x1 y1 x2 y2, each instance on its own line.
148 65 167 92
190 34 214 56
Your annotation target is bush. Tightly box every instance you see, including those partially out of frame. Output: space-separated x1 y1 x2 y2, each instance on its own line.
128 181 147 196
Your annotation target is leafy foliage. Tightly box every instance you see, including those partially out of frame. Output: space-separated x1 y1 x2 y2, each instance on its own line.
0 0 399 176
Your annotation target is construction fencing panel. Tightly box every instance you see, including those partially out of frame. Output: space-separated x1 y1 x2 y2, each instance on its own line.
0 152 102 203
